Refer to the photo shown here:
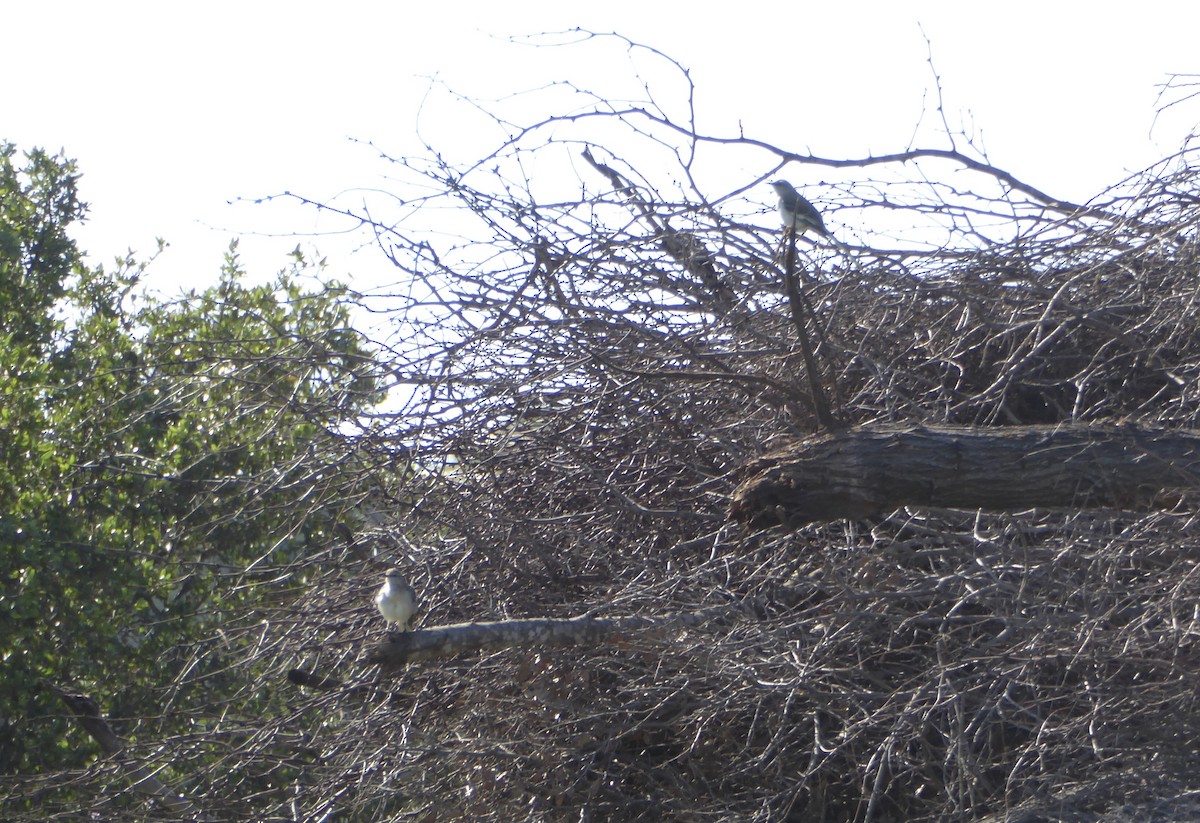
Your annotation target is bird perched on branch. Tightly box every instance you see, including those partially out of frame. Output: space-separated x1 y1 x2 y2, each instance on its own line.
376 569 418 632
769 180 830 237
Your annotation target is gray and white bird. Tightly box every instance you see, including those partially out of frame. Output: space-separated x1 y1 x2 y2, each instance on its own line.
769 180 830 237
376 569 418 632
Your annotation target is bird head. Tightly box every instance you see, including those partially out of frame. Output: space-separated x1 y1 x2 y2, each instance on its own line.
769 180 797 196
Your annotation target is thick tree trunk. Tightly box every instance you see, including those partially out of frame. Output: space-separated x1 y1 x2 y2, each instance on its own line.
729 424 1200 529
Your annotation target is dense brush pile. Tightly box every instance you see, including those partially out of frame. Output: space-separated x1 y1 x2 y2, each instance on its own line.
274 155 1200 821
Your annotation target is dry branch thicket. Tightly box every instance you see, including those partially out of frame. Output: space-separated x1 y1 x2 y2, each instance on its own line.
26 40 1200 823
295 121 1200 818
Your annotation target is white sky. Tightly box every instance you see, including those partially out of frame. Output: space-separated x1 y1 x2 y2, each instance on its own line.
7 2 1200 296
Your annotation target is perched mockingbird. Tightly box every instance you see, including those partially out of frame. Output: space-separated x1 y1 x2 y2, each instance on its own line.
376 569 418 632
769 180 830 237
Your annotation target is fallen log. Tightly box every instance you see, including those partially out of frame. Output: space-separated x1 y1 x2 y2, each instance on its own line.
728 424 1200 529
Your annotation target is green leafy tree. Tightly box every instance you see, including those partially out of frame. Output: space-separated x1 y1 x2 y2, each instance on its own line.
0 143 385 789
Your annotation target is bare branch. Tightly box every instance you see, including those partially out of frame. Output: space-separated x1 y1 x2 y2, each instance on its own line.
46 683 208 820
365 602 757 667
